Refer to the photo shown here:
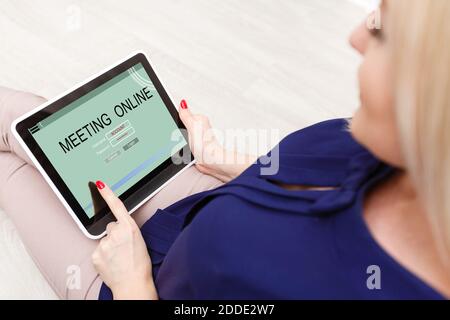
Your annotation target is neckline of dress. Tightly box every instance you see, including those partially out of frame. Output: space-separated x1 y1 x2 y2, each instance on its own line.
343 157 446 299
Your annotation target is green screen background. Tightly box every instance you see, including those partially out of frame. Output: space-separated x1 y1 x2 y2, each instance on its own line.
32 63 187 218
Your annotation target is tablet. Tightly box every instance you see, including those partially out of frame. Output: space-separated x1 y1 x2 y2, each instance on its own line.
11 52 194 239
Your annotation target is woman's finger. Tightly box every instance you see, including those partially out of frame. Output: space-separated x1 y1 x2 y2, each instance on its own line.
178 99 194 131
95 180 130 223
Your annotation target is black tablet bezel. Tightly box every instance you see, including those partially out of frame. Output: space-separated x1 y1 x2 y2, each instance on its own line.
14 53 193 237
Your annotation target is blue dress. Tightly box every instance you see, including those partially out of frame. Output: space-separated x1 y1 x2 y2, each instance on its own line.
99 119 444 300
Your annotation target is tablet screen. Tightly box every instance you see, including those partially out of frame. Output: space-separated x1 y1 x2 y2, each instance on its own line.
29 62 187 218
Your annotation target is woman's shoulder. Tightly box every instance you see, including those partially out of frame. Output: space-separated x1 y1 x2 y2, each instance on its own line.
278 118 366 158
239 118 373 185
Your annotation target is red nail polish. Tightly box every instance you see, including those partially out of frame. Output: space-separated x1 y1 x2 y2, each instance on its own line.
96 180 105 190
180 99 188 109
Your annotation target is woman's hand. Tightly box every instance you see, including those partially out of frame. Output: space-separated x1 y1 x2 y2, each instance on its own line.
91 180 158 300
179 99 257 182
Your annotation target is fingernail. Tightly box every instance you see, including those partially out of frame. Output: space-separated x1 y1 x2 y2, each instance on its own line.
180 99 188 109
96 180 105 190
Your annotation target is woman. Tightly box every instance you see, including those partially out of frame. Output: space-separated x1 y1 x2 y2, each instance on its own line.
1 0 450 299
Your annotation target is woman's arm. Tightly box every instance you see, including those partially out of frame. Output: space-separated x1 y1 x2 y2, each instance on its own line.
91 180 158 300
179 100 257 182
91 100 255 299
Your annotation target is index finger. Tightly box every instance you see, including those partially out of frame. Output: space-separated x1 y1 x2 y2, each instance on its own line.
95 180 130 223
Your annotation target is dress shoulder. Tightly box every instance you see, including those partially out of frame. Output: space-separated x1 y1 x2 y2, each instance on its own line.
278 118 365 158
242 119 369 185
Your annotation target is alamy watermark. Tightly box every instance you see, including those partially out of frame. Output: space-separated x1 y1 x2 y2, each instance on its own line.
66 264 81 291
66 4 82 32
366 265 381 290
366 8 382 31
170 125 281 177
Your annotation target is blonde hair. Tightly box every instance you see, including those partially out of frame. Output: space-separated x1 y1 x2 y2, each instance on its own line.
389 0 450 263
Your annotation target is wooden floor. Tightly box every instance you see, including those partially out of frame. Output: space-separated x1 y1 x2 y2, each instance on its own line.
0 0 367 299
